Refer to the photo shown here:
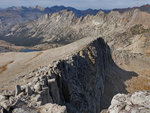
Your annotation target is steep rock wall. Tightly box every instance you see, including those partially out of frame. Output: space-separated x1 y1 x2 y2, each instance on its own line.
0 38 137 113
50 38 112 113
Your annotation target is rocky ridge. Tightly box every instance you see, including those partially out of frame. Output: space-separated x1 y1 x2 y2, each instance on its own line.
0 37 149 113
0 37 113 113
2 8 149 94
0 5 150 113
0 37 140 113
1 8 150 51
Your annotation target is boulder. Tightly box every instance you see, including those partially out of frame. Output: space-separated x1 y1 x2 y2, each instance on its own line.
12 108 38 113
31 94 41 102
34 82 42 92
33 77 40 84
40 87 53 105
40 103 67 113
40 75 48 87
0 95 6 101
0 100 11 111
48 78 60 104
15 85 22 96
0 106 7 113
107 91 150 113
26 86 33 96
131 91 150 108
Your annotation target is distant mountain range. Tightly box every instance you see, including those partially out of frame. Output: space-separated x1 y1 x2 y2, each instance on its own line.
1 5 110 17
113 4 150 13
1 5 150 48
0 5 110 35
1 4 150 34
44 5 110 17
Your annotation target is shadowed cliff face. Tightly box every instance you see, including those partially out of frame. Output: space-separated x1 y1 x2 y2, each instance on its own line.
51 38 112 113
47 38 138 112
0 37 138 113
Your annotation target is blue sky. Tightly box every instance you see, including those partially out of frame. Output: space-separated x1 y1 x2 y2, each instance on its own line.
0 0 150 9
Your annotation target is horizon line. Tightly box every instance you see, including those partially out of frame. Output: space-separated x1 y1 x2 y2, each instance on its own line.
0 4 150 11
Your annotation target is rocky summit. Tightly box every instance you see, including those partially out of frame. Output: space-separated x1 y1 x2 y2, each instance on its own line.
0 37 108 112
0 4 150 113
0 37 149 113
0 37 111 113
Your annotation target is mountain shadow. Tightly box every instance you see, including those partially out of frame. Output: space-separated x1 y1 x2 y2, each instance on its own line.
100 50 138 110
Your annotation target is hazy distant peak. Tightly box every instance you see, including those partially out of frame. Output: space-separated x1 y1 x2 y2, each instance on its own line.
29 5 45 11
96 11 105 15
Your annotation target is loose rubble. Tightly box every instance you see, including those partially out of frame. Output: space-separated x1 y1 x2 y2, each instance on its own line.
107 91 150 113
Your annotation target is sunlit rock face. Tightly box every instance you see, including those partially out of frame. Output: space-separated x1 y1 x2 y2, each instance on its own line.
106 91 150 113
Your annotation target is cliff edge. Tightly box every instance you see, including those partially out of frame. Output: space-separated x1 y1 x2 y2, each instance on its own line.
0 37 140 113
